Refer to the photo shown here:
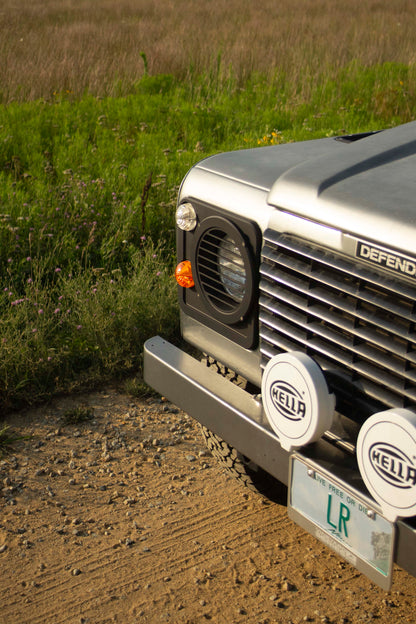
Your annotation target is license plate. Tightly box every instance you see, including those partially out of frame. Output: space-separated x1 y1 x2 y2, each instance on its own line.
288 455 395 589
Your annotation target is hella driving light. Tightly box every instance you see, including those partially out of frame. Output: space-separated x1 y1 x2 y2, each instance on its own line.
176 203 197 231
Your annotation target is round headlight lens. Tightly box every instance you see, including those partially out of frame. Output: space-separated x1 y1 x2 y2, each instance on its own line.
176 203 197 231
218 235 246 302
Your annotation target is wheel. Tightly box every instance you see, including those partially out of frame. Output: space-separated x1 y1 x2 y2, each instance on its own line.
200 357 287 504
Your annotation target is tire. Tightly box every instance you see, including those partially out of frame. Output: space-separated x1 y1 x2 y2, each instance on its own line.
200 357 287 504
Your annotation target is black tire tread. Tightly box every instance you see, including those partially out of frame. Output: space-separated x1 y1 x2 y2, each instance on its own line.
199 355 286 502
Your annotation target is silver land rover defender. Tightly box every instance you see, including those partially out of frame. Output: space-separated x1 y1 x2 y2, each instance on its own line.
144 121 416 589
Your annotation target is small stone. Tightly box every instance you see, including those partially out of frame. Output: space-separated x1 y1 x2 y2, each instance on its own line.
186 454 196 462
71 568 81 576
0 544 7 553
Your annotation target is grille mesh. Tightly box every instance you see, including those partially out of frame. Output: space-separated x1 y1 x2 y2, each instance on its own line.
197 229 244 312
259 231 416 416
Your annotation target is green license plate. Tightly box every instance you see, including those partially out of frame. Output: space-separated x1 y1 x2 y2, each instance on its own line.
288 455 395 589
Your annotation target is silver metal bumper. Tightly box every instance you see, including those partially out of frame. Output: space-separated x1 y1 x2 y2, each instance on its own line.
144 335 290 484
143 336 416 578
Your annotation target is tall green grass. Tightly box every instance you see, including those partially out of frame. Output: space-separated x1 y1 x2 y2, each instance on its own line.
0 62 415 412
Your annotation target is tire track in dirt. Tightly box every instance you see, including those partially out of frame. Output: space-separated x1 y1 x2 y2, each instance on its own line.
3 494 288 623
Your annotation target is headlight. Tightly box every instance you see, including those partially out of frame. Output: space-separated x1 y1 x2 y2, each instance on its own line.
218 235 246 302
194 217 254 325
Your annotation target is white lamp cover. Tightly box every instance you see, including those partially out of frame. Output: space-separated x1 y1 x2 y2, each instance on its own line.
357 409 416 521
262 351 335 452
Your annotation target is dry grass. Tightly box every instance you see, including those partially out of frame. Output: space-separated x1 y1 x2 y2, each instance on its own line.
1 0 416 102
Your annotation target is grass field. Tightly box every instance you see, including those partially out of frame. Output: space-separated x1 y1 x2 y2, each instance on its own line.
2 0 416 102
1 1 416 412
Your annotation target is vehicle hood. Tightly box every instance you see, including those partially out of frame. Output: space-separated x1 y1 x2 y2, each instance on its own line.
196 122 416 256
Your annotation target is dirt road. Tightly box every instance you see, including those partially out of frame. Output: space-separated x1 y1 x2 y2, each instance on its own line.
1 390 415 624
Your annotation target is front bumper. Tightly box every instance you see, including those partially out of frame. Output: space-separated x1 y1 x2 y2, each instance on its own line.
144 335 416 579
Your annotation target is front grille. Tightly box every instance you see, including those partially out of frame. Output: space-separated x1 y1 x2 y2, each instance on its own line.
259 231 416 421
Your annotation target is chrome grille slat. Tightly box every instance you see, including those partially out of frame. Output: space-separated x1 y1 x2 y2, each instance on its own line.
263 230 416 302
261 276 416 348
261 248 416 324
260 327 412 408
260 232 416 413
259 292 416 364
260 309 416 396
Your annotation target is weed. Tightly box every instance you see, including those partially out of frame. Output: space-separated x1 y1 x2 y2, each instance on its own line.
0 424 28 456
61 407 94 425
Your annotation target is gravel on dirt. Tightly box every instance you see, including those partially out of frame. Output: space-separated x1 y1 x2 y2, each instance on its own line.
1 389 415 624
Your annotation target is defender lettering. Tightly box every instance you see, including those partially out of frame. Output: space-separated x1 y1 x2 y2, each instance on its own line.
357 242 416 278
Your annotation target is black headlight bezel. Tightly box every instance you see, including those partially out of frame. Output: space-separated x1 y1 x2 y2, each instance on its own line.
177 201 261 349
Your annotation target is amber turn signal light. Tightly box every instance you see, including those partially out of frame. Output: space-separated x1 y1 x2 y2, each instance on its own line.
175 260 195 288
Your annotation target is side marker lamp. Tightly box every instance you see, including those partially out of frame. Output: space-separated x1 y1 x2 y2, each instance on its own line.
175 260 195 288
176 203 197 231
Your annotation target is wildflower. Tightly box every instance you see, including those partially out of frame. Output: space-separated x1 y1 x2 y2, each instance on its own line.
27 278 33 284
156 271 161 277
140 235 146 241
55 268 61 273
38 309 44 315
26 256 31 262
58 295 63 301
7 258 12 263
32 328 37 333
76 325 82 330
47 356 52 361
54 308 60 314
